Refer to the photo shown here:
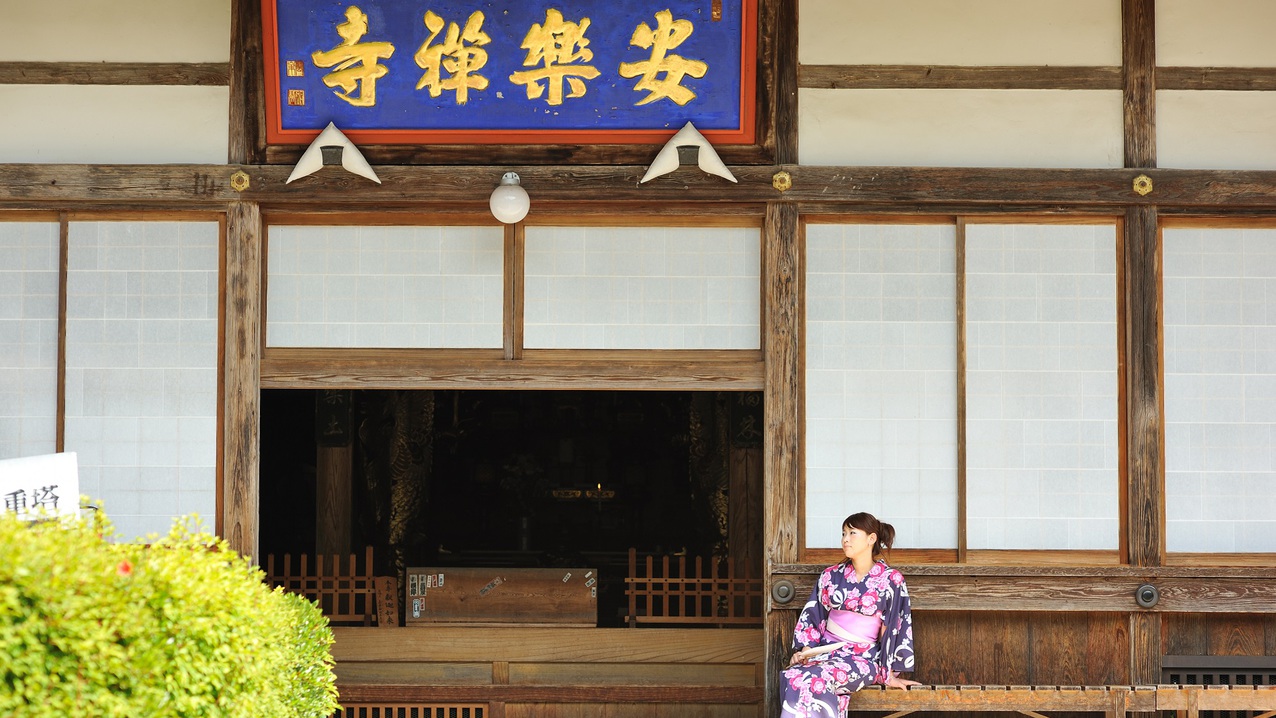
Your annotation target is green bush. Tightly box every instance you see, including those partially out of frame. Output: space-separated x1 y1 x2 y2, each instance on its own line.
0 506 339 718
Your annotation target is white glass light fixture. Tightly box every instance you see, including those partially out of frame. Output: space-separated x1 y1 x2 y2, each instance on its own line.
489 172 530 224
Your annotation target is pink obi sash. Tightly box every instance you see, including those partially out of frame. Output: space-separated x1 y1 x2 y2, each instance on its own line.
823 609 882 646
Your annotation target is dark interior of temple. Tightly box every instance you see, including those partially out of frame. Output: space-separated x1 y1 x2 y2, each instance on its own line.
259 388 763 626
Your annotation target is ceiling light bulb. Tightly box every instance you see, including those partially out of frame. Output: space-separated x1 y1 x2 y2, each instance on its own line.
489 172 530 224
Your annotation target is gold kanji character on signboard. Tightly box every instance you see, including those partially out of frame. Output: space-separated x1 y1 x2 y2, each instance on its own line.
618 10 708 106
311 6 395 107
414 10 491 105
509 9 601 106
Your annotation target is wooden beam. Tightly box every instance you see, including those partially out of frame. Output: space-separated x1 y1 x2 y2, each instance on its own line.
55 213 68 453
955 218 968 562
1124 207 1163 568
8 164 1276 208
769 572 1276 613
771 0 799 164
763 201 801 717
800 65 1123 90
229 0 265 164
773 563 1276 579
261 348 765 391
0 61 228 86
1123 0 1157 167
223 201 262 562
337 684 761 704
1159 67 1276 91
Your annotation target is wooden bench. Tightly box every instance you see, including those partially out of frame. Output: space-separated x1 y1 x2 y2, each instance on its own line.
850 684 1276 718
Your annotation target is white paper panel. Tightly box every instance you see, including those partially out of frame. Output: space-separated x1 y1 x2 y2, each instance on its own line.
1164 227 1276 553
524 226 761 350
965 224 1119 550
804 223 958 549
267 225 505 349
0 222 59 461
64 221 219 542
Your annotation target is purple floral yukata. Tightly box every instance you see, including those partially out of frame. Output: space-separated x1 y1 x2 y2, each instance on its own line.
779 560 914 718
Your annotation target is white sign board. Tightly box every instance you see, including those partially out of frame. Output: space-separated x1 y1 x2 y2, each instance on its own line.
0 452 80 520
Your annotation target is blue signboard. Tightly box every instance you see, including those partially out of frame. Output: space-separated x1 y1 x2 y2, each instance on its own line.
262 0 757 144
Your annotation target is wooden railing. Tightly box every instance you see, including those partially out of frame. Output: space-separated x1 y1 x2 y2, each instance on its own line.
625 549 763 626
265 546 398 626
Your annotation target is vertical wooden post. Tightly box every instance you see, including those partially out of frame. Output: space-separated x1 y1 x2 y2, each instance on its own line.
1124 0 1160 690
763 202 801 715
770 0 799 165
503 222 524 361
955 218 968 562
1123 0 1156 168
223 201 262 562
228 0 264 164
316 390 353 556
1125 204 1163 687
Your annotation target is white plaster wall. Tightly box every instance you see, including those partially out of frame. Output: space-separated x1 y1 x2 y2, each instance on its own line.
1157 91 1276 170
2 0 230 62
1158 0 1276 67
799 89 1123 168
0 86 229 164
799 0 1120 66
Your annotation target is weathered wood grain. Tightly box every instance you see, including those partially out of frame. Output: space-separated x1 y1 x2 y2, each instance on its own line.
1161 614 1209 656
0 61 228 86
914 611 973 684
1087 613 1131 685
1206 615 1267 656
1123 0 1157 167
7 164 1276 208
969 612 1029 684
331 627 764 664
261 348 764 391
338 684 762 704
222 201 261 561
849 685 1159 713
770 572 1276 613
1031 613 1090 686
763 201 800 716
1124 206 1163 568
1128 612 1160 686
229 0 264 164
1159 67 1276 91
771 0 798 165
799 65 1123 90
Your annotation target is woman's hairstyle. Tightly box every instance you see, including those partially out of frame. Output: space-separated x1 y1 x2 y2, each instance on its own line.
843 512 896 558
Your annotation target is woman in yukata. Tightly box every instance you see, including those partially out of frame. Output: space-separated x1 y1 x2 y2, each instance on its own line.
779 512 920 718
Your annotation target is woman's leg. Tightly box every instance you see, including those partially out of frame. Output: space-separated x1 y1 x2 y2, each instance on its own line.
779 655 876 718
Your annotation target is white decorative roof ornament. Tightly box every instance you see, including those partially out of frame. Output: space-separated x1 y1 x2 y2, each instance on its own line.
286 122 381 184
639 121 737 184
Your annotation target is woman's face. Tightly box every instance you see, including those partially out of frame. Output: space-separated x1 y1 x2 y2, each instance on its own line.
841 524 877 562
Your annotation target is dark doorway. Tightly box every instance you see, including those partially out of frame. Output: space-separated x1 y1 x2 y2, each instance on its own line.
259 388 763 626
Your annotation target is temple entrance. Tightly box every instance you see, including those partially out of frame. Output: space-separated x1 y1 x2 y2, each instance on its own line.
259 388 764 627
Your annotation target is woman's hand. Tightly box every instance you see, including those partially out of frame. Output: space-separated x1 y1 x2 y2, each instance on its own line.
884 673 921 689
788 652 807 666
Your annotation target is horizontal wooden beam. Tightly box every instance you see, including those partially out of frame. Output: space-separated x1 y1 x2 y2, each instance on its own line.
331 627 764 663
337 683 762 704
773 563 1276 579
262 348 764 391
850 685 1159 713
0 61 229 86
772 565 1276 613
6 164 1276 209
799 64 1276 92
799 65 1122 90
